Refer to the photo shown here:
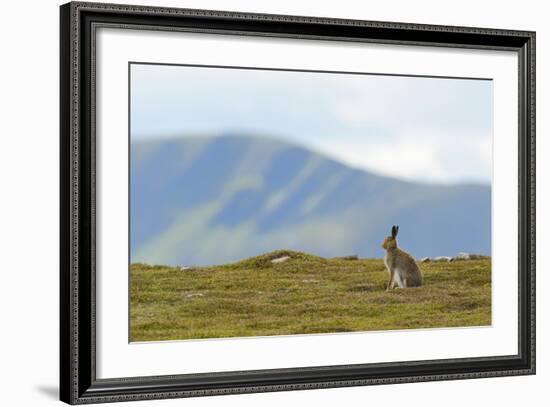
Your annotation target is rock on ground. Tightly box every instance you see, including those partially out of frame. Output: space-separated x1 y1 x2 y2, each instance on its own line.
418 253 490 263
271 256 291 264
433 256 453 262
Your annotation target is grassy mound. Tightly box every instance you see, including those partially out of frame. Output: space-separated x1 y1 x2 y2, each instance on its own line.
222 249 327 270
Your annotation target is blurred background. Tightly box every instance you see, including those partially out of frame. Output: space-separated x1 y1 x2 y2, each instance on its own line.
130 64 492 266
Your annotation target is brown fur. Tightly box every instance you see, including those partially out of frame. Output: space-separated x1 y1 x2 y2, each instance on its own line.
382 226 423 290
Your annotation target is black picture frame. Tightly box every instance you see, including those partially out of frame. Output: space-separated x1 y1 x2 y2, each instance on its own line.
60 1 536 404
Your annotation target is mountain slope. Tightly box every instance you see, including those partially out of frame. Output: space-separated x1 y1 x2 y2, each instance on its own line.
131 135 491 266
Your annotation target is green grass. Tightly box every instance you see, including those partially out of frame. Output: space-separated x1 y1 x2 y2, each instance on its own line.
130 250 491 342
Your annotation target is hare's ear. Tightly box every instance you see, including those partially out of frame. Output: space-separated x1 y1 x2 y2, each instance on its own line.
391 225 398 238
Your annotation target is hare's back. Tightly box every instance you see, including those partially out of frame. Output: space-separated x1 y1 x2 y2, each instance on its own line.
395 249 422 280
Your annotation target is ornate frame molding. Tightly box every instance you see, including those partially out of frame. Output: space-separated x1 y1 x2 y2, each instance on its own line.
60 2 535 404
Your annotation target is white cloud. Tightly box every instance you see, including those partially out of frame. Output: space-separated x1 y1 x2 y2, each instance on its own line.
312 128 492 184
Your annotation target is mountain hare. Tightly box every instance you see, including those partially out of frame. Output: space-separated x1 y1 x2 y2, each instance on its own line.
382 226 423 290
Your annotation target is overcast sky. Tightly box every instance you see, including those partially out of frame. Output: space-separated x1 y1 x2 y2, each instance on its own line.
131 63 493 185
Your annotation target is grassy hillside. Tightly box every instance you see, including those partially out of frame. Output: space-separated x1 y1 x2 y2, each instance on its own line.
130 250 491 342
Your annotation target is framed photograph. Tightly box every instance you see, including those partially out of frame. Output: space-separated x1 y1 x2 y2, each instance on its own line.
60 1 535 404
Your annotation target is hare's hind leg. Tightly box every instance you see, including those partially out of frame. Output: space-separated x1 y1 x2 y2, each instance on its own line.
392 271 404 288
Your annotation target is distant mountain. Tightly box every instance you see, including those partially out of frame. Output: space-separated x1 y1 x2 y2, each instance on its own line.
131 135 491 266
